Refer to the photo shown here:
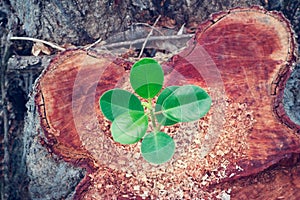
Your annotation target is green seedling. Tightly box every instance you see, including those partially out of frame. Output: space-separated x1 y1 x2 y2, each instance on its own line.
99 58 212 164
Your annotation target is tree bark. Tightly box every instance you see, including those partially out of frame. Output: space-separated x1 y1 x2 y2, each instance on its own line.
8 0 263 45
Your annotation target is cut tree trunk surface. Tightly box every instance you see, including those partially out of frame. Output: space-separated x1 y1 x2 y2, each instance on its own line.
34 6 299 199
164 5 299 178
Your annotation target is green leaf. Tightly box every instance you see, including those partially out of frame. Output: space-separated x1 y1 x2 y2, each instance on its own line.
141 132 175 164
111 111 148 144
155 86 179 126
130 58 164 99
99 89 143 121
162 85 212 122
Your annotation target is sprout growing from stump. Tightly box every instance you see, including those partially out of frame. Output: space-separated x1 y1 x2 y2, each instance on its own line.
99 58 212 164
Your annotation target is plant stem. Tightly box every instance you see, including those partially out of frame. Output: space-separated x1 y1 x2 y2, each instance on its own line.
148 98 159 133
153 110 163 115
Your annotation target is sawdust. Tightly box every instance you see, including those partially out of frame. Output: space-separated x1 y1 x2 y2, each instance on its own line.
79 68 257 199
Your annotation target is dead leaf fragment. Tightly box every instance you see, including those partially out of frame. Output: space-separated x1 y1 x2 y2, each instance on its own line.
32 42 51 56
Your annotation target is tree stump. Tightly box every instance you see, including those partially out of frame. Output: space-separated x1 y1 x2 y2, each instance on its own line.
33 6 300 199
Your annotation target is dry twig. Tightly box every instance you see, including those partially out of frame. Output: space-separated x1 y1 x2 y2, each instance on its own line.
85 38 102 50
10 36 66 51
138 15 161 58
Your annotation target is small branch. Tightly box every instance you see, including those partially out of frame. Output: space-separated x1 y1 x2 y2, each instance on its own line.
85 38 102 50
96 34 193 50
138 15 161 58
10 36 66 51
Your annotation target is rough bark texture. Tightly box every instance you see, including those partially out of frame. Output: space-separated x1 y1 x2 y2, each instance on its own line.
0 0 300 199
8 0 262 45
24 95 85 200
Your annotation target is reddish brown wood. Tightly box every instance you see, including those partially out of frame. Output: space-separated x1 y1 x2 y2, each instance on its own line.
164 6 299 180
229 156 300 199
34 6 299 199
34 49 132 197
